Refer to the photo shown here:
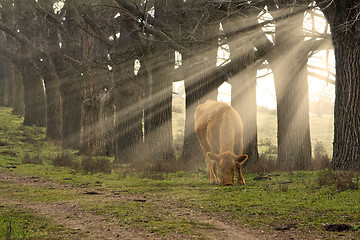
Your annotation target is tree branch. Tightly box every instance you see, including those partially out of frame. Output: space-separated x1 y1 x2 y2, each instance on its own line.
308 71 335 84
0 24 32 48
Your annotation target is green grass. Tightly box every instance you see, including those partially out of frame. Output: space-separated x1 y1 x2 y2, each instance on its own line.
0 106 358 239
0 206 67 240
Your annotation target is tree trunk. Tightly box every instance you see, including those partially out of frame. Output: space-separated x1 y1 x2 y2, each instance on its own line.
81 25 100 156
81 66 113 156
139 0 176 165
114 82 143 164
42 69 62 140
230 65 259 165
1 60 13 107
317 0 360 170
11 65 24 115
224 13 259 166
332 39 360 170
143 50 176 164
99 89 114 156
61 76 82 149
182 54 223 168
37 0 62 140
182 63 207 168
273 62 311 171
181 20 220 168
21 62 46 127
113 17 143 164
270 4 311 170
81 88 100 155
60 1 84 149
0 57 6 106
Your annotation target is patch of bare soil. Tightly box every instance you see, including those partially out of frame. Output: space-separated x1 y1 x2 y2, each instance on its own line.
0 171 346 239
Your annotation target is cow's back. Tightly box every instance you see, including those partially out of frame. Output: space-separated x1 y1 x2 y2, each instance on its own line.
194 100 243 154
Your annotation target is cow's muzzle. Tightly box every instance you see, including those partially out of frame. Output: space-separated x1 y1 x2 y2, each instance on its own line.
223 183 234 186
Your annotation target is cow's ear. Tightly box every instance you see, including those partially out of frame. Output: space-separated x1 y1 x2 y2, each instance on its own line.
235 154 248 165
206 152 220 162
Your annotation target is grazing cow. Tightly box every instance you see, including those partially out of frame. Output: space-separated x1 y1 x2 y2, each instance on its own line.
194 100 248 186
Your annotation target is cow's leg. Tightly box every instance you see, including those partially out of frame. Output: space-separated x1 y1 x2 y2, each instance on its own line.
205 158 218 184
236 167 246 185
212 161 219 183
198 141 218 184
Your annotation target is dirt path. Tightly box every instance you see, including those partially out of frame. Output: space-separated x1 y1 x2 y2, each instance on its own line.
0 171 264 239
0 171 327 239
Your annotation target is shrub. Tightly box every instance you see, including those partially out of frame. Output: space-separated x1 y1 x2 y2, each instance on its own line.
1 150 17 157
81 157 112 174
316 170 359 191
260 138 277 155
245 154 277 173
22 154 43 164
20 136 37 144
52 153 76 168
311 142 331 170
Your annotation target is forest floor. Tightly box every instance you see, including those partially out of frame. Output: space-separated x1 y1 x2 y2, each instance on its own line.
0 171 261 240
0 170 344 240
0 107 359 239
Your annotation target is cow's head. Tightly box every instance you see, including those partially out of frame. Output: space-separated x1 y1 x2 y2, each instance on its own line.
206 151 248 186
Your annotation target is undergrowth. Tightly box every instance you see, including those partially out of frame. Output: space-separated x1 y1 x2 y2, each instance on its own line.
316 170 359 191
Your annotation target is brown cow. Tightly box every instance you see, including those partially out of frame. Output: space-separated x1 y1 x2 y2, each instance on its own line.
194 100 248 186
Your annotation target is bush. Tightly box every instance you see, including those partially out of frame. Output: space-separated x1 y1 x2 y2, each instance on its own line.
1 150 17 157
316 170 359 191
52 153 77 169
260 138 277 155
245 154 277 173
20 136 37 144
81 157 112 174
311 142 331 170
22 154 43 164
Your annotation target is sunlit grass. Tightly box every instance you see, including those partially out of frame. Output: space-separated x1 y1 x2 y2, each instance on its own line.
1 107 357 239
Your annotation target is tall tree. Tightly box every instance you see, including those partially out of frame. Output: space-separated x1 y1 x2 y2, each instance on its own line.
0 57 11 107
111 7 144 164
180 1 223 167
142 0 176 164
317 0 360 170
0 0 47 127
268 2 312 170
36 0 63 140
60 1 84 149
223 3 260 166
10 65 24 115
14 0 46 127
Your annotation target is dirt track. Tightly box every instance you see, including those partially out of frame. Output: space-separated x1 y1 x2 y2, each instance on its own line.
0 171 331 239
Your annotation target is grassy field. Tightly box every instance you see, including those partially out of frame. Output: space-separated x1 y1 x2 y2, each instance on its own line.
257 111 334 157
0 106 359 239
172 97 334 157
